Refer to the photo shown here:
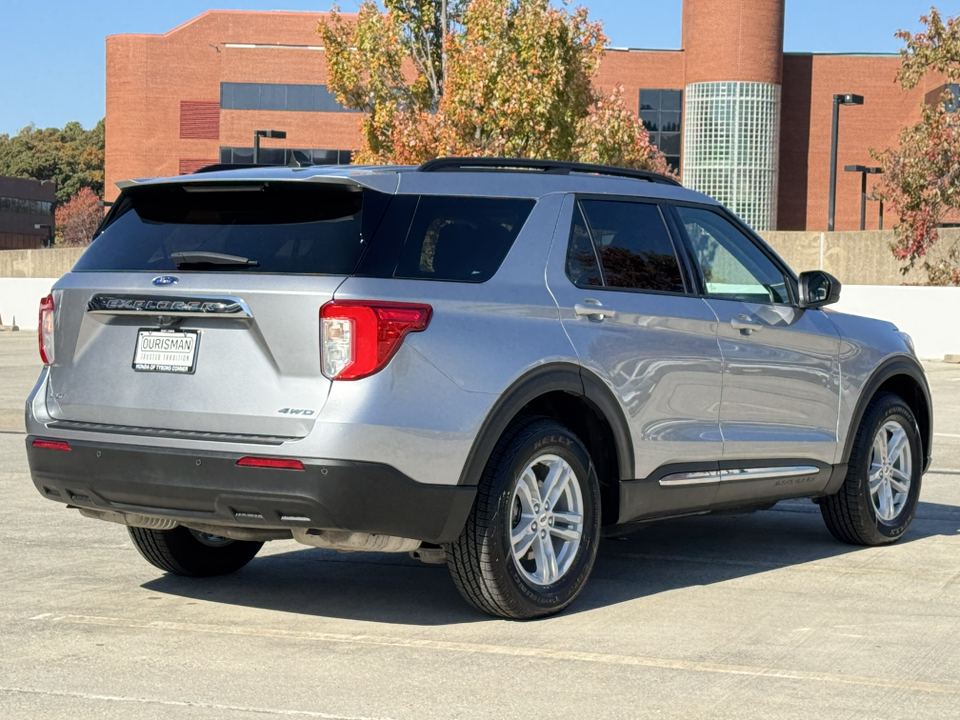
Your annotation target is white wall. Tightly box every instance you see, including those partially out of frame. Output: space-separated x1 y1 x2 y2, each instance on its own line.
1 280 956 359
0 278 56 330
833 286 958 360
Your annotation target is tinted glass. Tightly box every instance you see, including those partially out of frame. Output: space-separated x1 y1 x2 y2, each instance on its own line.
565 205 602 287
659 133 681 155
394 196 535 283
232 83 260 110
287 84 314 112
638 88 683 171
579 200 685 293
259 84 286 111
74 185 387 275
661 90 682 112
676 205 790 304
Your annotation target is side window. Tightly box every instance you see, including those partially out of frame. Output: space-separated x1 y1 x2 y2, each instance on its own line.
568 199 685 293
565 204 603 287
394 196 535 283
676 206 791 304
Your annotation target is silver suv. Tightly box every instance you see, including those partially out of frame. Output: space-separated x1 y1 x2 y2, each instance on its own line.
26 157 932 619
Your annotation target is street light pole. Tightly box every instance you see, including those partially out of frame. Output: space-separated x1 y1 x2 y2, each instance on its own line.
843 165 883 231
253 129 287 164
827 93 864 231
34 223 53 248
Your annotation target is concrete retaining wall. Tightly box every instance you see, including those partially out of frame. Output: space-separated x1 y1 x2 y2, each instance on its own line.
0 248 85 279
762 229 960 286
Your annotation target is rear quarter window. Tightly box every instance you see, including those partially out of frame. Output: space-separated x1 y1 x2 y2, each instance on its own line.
393 196 535 283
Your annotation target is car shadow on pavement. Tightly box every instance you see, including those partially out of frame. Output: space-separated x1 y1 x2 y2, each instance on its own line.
141 499 960 625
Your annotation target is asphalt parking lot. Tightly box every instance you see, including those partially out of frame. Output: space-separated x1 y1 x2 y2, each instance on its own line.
1 330 959 719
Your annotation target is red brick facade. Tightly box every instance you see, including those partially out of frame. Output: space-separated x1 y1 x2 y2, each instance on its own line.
105 7 948 231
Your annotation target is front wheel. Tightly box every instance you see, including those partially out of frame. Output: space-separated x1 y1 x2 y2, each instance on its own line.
128 525 263 577
820 392 922 545
446 418 601 619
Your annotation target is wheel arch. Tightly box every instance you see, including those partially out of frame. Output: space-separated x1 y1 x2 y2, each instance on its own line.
457 363 634 526
843 356 932 474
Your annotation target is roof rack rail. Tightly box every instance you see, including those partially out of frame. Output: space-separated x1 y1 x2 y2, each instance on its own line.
417 157 680 186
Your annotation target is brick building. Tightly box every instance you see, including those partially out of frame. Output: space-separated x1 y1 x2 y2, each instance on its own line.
105 0 954 231
0 176 55 250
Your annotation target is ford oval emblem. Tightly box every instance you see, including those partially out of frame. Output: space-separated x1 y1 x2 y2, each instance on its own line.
152 276 179 287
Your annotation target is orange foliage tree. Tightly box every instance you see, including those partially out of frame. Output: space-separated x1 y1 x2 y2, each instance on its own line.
54 187 102 247
318 0 672 175
873 8 960 284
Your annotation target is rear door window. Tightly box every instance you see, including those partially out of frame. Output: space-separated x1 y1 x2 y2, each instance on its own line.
566 199 686 294
74 183 387 275
393 196 535 283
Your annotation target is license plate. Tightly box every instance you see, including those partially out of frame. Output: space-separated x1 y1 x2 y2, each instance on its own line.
133 329 200 374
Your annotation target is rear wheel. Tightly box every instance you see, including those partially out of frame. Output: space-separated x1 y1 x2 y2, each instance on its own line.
820 393 922 545
446 418 601 619
128 525 263 576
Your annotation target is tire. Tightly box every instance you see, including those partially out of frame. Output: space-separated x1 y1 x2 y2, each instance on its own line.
820 392 922 545
128 525 263 577
446 417 601 619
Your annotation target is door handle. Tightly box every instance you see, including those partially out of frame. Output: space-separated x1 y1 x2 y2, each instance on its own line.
730 317 763 334
575 299 616 322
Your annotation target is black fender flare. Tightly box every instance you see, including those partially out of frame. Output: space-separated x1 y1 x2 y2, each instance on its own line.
841 355 932 473
456 363 634 486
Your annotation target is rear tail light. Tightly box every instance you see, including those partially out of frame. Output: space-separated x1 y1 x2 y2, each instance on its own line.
39 294 55 365
237 456 305 471
32 439 71 452
320 301 432 380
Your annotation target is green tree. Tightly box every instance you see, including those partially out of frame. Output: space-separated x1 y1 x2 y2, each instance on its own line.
0 119 104 203
318 0 672 174
873 8 960 284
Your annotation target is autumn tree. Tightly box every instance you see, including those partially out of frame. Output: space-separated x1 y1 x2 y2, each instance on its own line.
874 8 960 284
0 120 104 203
318 0 672 174
54 187 102 247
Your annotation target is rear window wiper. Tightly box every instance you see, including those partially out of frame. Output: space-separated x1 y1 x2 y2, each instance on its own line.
170 251 260 269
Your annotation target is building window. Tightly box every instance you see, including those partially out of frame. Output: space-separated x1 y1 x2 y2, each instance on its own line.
219 147 353 166
220 83 356 113
0 196 53 215
682 81 781 232
639 89 683 172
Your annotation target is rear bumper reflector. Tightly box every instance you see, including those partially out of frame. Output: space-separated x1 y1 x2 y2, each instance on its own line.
32 439 71 452
237 456 305 471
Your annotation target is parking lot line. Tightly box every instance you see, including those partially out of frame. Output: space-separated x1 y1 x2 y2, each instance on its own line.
40 613 960 697
0 687 397 719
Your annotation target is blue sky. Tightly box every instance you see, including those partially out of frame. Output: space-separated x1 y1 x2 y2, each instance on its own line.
0 0 942 136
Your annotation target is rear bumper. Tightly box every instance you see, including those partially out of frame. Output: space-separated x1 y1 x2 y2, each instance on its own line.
26 437 476 544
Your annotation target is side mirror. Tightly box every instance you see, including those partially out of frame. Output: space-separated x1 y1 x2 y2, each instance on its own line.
798 270 841 308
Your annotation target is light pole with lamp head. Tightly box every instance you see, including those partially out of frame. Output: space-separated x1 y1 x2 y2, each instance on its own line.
253 130 287 165
827 93 864 231
843 165 883 231
34 223 53 248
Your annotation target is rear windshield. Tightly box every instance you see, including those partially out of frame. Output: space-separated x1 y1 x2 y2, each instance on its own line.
74 183 384 275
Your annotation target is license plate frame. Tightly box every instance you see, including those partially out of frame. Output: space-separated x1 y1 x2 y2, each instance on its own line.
132 328 201 374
